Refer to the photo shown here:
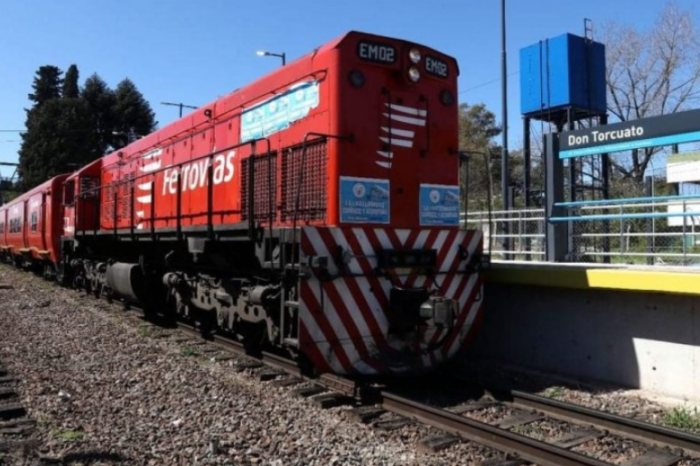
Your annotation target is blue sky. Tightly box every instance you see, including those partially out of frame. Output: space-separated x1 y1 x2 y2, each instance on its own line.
0 0 695 170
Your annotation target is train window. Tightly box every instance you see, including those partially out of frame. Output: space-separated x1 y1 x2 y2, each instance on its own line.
64 180 75 206
0 221 4 233
80 177 98 199
30 211 38 232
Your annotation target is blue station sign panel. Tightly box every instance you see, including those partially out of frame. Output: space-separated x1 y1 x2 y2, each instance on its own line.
559 109 700 158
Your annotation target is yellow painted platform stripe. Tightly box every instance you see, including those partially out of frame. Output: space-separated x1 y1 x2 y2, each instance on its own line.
485 267 700 295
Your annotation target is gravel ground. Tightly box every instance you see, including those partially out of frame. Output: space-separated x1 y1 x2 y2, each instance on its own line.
0 264 495 466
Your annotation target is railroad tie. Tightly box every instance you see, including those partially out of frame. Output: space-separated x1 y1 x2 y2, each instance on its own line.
479 460 526 466
447 399 500 414
372 417 413 431
0 403 26 420
269 377 304 388
551 428 604 449
310 393 353 409
293 386 326 398
345 406 385 424
621 449 682 466
496 411 544 429
0 387 18 400
417 434 459 453
258 370 285 382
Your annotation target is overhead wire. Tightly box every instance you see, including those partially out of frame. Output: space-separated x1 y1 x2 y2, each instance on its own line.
459 70 519 95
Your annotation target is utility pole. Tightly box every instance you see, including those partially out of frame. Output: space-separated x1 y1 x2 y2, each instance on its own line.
161 101 198 118
501 0 509 212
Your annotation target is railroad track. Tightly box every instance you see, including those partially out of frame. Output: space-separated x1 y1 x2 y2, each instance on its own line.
144 314 700 466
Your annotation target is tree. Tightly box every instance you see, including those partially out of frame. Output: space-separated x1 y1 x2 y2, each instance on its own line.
82 73 116 153
27 66 63 107
62 64 80 99
112 79 157 148
18 99 100 189
458 103 503 210
602 2 700 184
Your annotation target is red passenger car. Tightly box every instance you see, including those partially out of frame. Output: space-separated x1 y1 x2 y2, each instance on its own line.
0 174 69 274
56 31 484 374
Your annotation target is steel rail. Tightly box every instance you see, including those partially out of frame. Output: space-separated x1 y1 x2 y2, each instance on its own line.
175 323 359 397
381 391 611 466
509 390 700 457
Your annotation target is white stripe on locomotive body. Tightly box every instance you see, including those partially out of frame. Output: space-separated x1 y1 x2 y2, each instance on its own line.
300 227 482 374
137 182 153 191
373 228 393 250
136 195 152 204
328 228 364 275
141 161 162 173
299 311 344 373
395 229 411 246
351 228 381 270
432 230 451 257
412 275 428 289
304 227 340 276
376 161 392 169
136 211 145 218
376 151 393 159
303 231 377 373
141 148 163 160
382 113 426 127
308 228 383 369
307 281 376 374
332 278 383 356
412 230 431 249
447 287 482 358
442 233 461 272
354 276 389 329
385 103 428 117
379 136 413 148
381 126 415 138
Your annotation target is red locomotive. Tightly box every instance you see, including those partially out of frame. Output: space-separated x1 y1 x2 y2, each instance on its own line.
0 31 484 374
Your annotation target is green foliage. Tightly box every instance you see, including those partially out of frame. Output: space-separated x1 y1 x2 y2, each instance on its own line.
458 102 544 210
50 428 85 441
82 73 117 154
18 96 101 190
112 79 157 149
542 386 565 398
180 346 199 357
663 406 700 433
18 66 156 190
62 64 80 99
28 65 62 106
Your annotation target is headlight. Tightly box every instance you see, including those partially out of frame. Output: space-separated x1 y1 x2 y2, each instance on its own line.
440 89 455 106
409 48 421 64
348 70 365 88
408 67 421 82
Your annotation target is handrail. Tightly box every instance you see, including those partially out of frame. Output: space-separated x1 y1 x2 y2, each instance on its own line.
556 193 700 208
79 137 271 233
550 211 700 222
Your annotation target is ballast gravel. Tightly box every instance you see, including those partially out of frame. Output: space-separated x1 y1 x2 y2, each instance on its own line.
0 265 498 466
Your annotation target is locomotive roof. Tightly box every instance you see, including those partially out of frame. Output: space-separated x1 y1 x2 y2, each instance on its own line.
1 173 70 212
101 31 457 169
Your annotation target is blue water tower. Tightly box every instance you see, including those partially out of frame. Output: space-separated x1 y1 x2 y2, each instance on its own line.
520 33 606 120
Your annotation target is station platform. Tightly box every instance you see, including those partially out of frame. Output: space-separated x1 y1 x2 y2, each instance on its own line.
484 261 700 295
471 260 700 401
